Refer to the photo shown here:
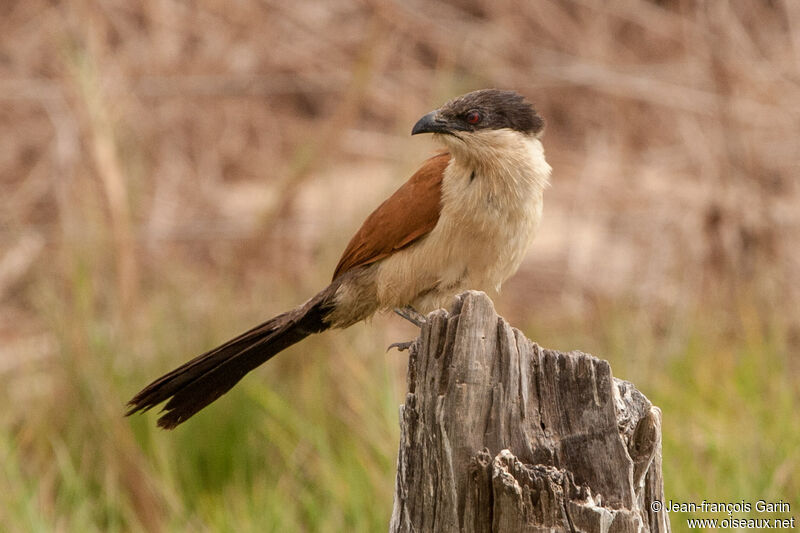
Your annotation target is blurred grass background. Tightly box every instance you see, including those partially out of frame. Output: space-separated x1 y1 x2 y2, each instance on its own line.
1 0 798 531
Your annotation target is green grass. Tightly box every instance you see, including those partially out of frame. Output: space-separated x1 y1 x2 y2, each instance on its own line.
2 257 797 531
0 253 401 532
655 318 799 528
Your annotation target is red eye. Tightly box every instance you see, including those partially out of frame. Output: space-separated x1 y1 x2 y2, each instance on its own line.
466 110 481 124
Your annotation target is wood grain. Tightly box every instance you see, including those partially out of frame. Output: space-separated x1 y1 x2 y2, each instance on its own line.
390 291 670 533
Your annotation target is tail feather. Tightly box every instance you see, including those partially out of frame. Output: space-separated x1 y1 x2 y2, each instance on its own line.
127 285 337 429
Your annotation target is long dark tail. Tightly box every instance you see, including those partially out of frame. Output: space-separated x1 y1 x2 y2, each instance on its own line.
127 284 338 429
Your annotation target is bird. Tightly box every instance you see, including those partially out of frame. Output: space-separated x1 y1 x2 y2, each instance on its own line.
127 89 551 429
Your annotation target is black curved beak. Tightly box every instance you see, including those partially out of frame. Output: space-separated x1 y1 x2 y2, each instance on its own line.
411 111 450 135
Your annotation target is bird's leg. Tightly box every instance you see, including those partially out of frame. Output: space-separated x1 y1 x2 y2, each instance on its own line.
387 340 415 352
388 306 426 352
393 306 427 327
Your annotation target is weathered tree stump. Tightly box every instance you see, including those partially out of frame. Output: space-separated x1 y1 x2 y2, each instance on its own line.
390 291 670 533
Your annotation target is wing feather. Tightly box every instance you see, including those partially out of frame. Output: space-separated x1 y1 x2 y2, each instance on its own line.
332 152 449 281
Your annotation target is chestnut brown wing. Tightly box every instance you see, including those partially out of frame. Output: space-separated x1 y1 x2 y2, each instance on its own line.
332 152 449 281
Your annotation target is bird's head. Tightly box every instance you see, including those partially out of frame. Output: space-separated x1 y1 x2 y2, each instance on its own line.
411 89 544 158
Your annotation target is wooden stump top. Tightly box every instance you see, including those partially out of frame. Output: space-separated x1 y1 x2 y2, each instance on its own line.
390 291 670 533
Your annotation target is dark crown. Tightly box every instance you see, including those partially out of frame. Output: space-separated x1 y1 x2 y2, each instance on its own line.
440 89 544 135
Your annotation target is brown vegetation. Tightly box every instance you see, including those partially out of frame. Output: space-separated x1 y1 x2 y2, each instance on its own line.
4 1 799 325
3 0 799 327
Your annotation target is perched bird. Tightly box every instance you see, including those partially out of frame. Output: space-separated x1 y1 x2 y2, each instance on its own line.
127 89 551 429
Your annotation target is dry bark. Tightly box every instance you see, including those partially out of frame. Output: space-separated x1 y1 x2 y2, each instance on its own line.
389 291 670 533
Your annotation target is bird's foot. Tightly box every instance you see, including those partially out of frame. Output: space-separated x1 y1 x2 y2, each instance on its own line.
387 340 415 352
393 306 426 327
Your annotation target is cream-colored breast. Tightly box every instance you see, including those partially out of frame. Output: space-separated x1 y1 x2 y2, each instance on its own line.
374 130 551 311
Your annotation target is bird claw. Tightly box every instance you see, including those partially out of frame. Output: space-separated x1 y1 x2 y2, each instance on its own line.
393 306 426 327
387 340 415 352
